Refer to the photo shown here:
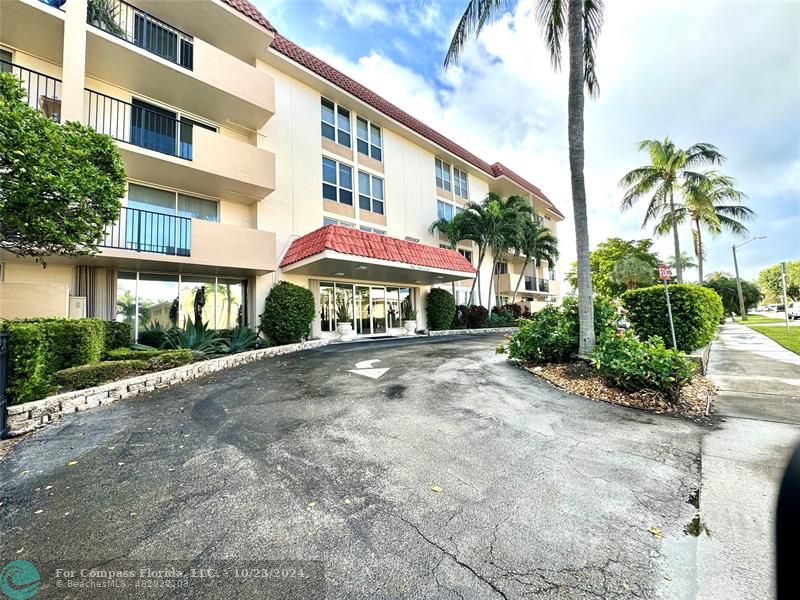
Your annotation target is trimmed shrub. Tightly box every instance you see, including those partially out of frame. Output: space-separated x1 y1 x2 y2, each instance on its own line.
506 306 576 363
138 322 168 347
55 360 149 391
5 322 53 404
486 309 516 327
591 333 696 401
426 288 456 331
562 295 618 338
145 349 193 371
41 318 106 372
104 321 132 351
621 284 724 352
453 305 490 329
260 281 316 345
492 304 529 320
104 348 192 363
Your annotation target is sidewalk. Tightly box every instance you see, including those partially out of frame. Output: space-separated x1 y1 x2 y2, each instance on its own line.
698 323 800 599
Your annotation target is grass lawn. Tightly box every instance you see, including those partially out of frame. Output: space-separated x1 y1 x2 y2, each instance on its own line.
740 314 789 324
747 325 800 355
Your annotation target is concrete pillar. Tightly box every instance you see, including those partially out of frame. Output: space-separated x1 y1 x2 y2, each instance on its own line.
60 0 86 123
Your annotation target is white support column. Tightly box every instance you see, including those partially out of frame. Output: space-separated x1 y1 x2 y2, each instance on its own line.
60 0 87 123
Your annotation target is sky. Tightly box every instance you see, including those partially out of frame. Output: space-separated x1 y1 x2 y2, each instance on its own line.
253 0 800 282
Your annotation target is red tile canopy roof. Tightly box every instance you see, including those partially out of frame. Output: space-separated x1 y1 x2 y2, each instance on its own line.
281 225 477 274
221 0 275 31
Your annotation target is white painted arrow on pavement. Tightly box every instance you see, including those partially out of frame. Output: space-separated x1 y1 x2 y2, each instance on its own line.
349 359 389 379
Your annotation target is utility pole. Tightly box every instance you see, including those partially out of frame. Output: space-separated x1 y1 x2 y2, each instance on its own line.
732 236 766 322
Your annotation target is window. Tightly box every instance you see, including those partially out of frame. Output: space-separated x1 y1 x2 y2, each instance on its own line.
323 217 355 228
494 262 508 275
458 248 473 264
495 295 510 306
549 268 557 281
360 226 385 235
0 48 11 73
356 117 383 161
437 199 453 222
128 183 218 222
453 167 469 199
322 157 353 205
321 97 351 147
535 214 545 227
358 171 384 214
435 158 451 191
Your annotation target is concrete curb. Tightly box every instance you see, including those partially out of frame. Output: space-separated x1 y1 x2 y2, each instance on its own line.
5 339 329 437
427 326 518 337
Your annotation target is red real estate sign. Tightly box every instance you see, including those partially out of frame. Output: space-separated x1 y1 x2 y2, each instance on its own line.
658 265 672 281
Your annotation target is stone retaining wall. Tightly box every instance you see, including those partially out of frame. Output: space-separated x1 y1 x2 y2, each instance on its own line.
6 339 329 437
427 326 518 337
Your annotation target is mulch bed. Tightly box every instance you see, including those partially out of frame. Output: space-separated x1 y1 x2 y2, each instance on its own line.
521 361 716 423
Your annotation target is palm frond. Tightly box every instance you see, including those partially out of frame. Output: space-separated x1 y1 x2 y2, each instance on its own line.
583 0 604 97
535 0 565 70
444 0 511 68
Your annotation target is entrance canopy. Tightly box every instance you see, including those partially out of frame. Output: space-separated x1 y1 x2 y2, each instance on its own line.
280 225 476 285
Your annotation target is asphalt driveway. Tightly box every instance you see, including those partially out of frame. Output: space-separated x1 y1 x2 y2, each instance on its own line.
1 335 703 599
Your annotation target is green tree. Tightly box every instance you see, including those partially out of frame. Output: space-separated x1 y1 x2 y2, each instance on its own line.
609 256 654 291
703 275 762 317
566 238 659 298
444 0 604 357
758 261 800 302
511 219 559 304
655 172 752 282
619 138 725 282
429 210 471 300
0 72 126 264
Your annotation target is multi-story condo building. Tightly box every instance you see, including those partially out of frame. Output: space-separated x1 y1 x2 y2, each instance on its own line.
0 0 564 339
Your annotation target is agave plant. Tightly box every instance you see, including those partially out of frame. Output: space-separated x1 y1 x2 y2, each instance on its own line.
226 326 259 354
162 318 228 357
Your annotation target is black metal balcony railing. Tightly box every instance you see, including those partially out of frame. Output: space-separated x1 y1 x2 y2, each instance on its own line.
85 89 194 159
538 279 550 293
101 207 191 256
87 0 194 69
1 61 62 121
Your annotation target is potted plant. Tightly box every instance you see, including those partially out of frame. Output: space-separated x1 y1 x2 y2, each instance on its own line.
401 297 417 335
88 0 126 37
335 294 354 341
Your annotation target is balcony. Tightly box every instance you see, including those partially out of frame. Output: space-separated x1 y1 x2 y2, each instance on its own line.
97 207 276 275
1 0 65 64
538 279 550 293
1 61 63 121
84 3 274 129
84 89 275 200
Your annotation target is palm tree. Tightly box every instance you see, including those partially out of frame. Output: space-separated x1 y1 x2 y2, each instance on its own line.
488 195 532 310
460 194 503 308
667 252 697 271
429 211 470 300
656 172 752 282
609 256 654 290
511 218 559 303
444 0 604 357
619 138 725 283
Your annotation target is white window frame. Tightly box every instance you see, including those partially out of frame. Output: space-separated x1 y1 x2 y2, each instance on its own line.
453 167 469 199
127 181 219 222
360 225 386 235
356 116 383 161
358 171 384 214
494 262 508 275
435 158 451 192
322 157 354 205
458 248 473 264
437 199 463 222
321 96 351 148
323 217 355 228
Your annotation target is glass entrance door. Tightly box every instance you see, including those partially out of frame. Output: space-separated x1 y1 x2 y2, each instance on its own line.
371 287 387 334
355 286 370 335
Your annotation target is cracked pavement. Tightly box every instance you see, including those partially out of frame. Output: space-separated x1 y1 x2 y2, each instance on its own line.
0 335 703 598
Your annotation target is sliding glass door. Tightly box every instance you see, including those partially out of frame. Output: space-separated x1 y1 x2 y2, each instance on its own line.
320 282 413 336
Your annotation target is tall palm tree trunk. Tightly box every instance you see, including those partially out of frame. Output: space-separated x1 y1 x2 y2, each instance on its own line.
567 0 595 358
694 220 704 283
469 248 486 306
669 189 683 282
487 256 498 311
511 258 530 304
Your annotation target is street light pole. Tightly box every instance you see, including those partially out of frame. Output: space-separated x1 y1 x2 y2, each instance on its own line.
732 236 766 322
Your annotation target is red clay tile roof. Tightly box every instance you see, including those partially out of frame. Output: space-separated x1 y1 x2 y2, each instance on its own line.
221 0 275 32
280 225 477 274
269 34 564 219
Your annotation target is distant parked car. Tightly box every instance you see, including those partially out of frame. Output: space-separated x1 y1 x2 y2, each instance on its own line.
788 302 800 320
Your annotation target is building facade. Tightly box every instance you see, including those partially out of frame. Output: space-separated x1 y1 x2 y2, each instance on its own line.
0 0 563 339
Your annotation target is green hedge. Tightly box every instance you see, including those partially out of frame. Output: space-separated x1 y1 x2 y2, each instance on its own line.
621 284 723 352
426 288 456 331
591 333 695 401
55 360 149 391
105 348 192 365
4 318 130 404
104 321 132 351
260 281 315 345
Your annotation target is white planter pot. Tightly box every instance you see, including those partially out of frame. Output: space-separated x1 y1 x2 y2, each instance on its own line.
336 321 354 341
403 320 417 335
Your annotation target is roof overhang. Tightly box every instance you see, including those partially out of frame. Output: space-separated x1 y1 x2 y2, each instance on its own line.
281 250 475 285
